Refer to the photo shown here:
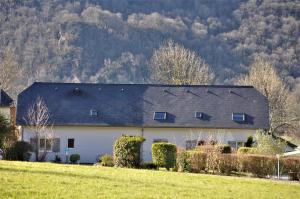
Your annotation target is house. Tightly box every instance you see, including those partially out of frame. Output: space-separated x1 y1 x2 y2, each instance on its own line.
0 89 15 125
16 82 269 163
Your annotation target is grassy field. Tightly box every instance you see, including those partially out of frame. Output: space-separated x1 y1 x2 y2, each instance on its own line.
0 161 299 199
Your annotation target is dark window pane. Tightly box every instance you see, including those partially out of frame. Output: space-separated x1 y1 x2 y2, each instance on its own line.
153 112 167 120
68 138 75 148
39 139 45 150
195 112 203 118
232 113 245 122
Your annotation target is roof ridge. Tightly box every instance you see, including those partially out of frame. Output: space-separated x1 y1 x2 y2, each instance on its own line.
32 82 254 88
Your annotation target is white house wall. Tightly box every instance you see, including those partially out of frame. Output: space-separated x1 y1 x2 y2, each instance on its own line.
22 126 257 163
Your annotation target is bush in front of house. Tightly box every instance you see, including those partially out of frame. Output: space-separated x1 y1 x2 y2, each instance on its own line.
176 149 191 172
217 154 238 175
113 135 145 168
187 151 207 173
238 154 276 178
282 157 300 181
5 141 31 161
141 162 158 170
216 144 231 154
152 142 176 170
100 154 114 167
70 154 80 164
237 147 253 154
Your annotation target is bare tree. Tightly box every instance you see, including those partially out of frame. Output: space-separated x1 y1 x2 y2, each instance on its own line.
24 97 54 161
0 48 20 95
150 40 215 85
238 57 299 132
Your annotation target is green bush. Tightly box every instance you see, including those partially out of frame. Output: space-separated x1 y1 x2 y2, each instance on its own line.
217 154 238 175
238 154 276 178
5 141 31 161
141 162 158 170
188 151 207 173
245 136 254 147
176 150 191 172
282 157 300 181
152 143 176 170
100 154 114 167
237 147 253 154
113 135 145 168
216 144 231 154
70 154 80 164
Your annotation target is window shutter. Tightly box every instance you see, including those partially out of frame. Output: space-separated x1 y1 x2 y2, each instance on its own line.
52 138 60 153
30 138 37 152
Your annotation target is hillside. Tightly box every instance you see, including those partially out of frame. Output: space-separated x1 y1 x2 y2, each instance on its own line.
0 0 299 97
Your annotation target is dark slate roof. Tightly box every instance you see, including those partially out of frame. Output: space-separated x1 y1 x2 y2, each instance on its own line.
16 82 269 129
0 89 13 106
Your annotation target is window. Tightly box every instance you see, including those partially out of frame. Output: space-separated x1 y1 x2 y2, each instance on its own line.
195 112 203 119
153 112 167 120
186 140 197 150
90 109 98 117
153 139 168 143
39 138 52 151
228 141 244 150
232 113 246 122
68 138 75 148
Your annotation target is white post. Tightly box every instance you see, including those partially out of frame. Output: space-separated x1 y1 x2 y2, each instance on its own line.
276 154 280 180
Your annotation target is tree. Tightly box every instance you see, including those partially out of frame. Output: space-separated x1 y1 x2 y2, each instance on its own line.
0 48 20 96
0 113 11 148
238 57 298 131
24 97 54 161
254 130 286 155
150 40 215 85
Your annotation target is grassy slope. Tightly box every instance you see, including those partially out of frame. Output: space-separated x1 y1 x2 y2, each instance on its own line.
0 161 299 199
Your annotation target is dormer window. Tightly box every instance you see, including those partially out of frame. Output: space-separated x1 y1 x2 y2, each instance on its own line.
195 112 203 119
90 109 98 117
153 112 167 120
232 113 245 122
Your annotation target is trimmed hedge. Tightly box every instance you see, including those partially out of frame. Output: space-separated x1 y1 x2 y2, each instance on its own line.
217 154 238 175
216 144 231 154
100 154 114 167
152 143 176 170
69 154 80 164
238 154 276 178
283 157 300 181
237 147 253 154
113 135 145 168
188 151 207 173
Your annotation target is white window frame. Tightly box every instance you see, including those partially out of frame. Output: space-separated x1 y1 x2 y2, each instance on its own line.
39 138 53 152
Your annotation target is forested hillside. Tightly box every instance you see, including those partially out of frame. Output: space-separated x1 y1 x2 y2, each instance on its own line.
0 0 299 98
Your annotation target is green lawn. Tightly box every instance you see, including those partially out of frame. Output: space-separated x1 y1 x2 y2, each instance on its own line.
0 161 299 199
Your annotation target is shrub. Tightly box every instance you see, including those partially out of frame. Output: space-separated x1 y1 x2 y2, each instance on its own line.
216 144 231 154
282 157 300 181
100 154 114 167
176 150 191 172
237 147 253 154
113 135 145 168
255 131 286 155
217 154 238 175
70 154 80 164
54 155 61 163
238 154 276 178
245 136 254 147
188 151 207 173
152 143 176 170
5 141 31 161
141 162 158 170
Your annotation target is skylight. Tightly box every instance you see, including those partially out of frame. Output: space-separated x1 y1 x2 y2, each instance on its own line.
195 112 203 119
153 112 167 120
90 109 98 117
232 113 245 122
